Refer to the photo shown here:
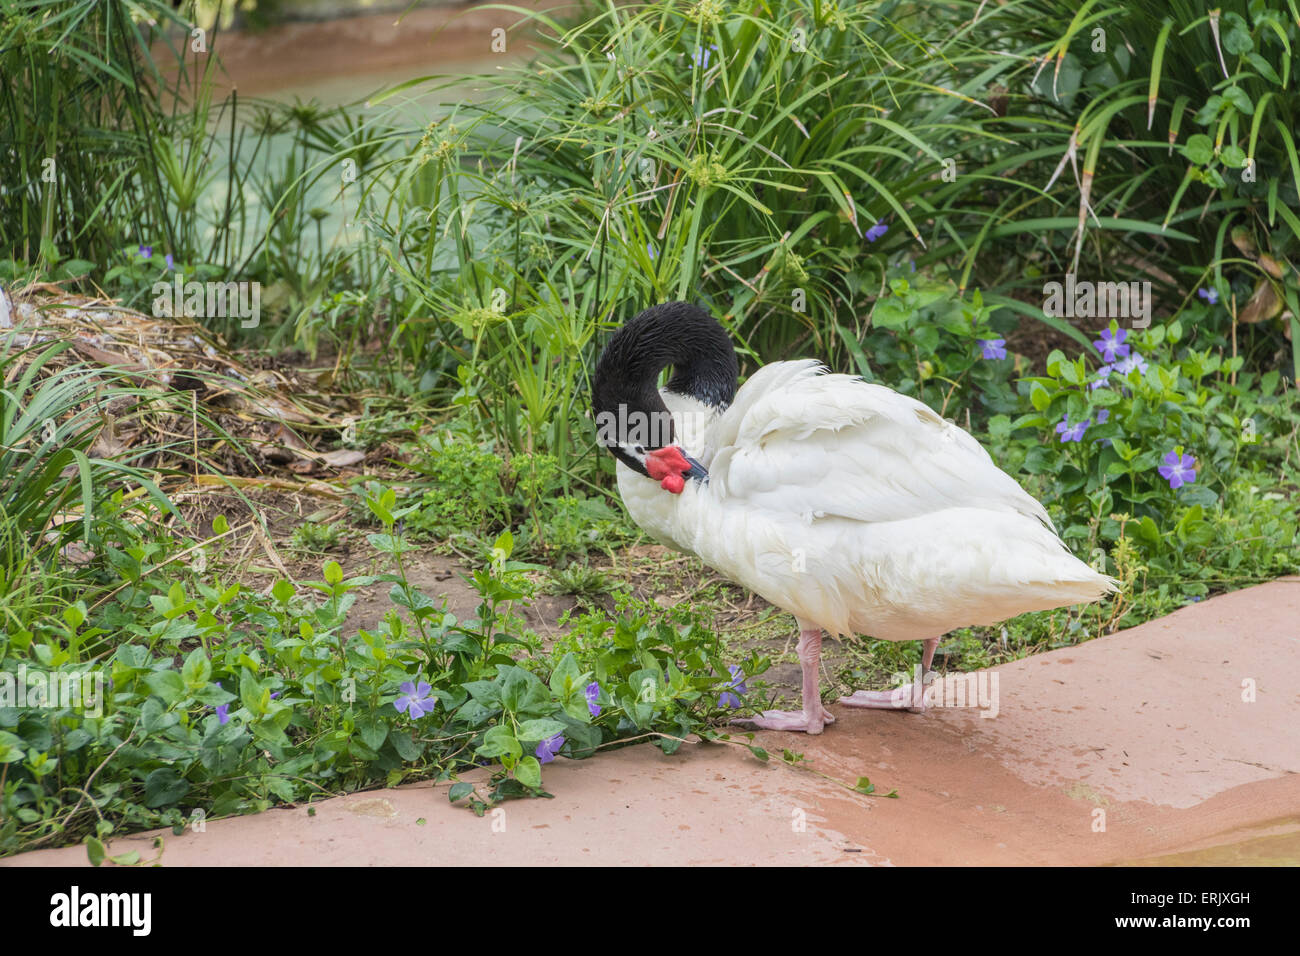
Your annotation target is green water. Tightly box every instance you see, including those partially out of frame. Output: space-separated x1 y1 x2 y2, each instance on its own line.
193 61 507 274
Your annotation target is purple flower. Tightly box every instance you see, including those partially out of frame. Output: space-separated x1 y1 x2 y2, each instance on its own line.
1157 450 1197 490
165 253 174 271
1114 352 1148 375
535 733 564 764
693 44 718 69
215 703 230 725
718 665 747 709
646 242 656 260
1089 363 1114 390
138 244 152 260
978 338 1007 360
864 219 888 243
394 680 436 718
1093 327 1130 363
1093 408 1112 445
584 681 602 718
1198 287 1218 305
1055 414 1090 443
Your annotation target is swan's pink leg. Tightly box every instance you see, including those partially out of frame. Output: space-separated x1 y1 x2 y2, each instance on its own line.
732 628 835 734
838 637 940 713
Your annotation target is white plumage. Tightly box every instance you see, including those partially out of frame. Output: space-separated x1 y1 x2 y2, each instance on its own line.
615 360 1115 728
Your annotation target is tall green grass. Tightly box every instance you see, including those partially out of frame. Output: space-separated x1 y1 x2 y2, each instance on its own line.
927 0 1300 375
347 0 1041 487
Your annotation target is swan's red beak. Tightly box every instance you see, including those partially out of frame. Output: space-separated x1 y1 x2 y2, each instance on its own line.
644 446 706 494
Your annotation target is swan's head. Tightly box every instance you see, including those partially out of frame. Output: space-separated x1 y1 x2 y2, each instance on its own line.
592 302 737 494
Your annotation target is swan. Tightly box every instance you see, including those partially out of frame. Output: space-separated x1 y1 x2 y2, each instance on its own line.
592 301 1117 734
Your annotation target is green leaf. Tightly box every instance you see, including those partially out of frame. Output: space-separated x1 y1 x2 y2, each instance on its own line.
491 529 515 562
144 670 186 705
1246 52 1280 85
388 729 420 761
1222 86 1254 116
516 718 566 742
449 782 475 802
181 648 211 690
194 683 236 706
871 297 912 330
1223 23 1253 56
498 666 550 716
1220 144 1247 168
355 714 389 750
143 768 190 808
1182 134 1214 165
548 652 585 698
514 755 542 789
323 561 343 586
0 731 26 764
476 725 522 760
85 837 106 867
63 601 86 630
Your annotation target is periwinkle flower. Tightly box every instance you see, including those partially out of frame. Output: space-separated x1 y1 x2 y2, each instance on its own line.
1093 327 1130 363
395 680 436 718
1095 409 1110 424
215 703 230 725
978 338 1007 360
1157 451 1197 490
1198 287 1218 305
138 244 152 260
1089 363 1114 390
719 665 747 709
693 44 718 69
584 681 602 718
864 219 888 243
1055 414 1090 443
1114 352 1148 375
535 733 564 764
165 253 174 271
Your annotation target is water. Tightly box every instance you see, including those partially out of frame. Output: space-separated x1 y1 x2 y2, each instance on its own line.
1116 817 1300 866
194 56 513 277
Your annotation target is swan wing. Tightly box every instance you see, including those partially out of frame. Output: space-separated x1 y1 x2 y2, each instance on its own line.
708 361 1053 528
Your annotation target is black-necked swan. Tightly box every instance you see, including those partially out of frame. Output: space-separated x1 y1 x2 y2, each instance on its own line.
592 302 1117 734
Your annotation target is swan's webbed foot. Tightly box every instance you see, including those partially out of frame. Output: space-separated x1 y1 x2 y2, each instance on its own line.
838 685 927 713
731 706 836 735
838 637 941 714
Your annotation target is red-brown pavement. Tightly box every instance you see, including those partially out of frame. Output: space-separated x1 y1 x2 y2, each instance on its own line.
7 579 1299 866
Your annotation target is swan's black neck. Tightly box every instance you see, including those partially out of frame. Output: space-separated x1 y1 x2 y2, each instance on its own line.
592 303 739 456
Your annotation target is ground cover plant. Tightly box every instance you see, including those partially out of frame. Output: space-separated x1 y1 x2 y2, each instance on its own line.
0 0 1297 857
